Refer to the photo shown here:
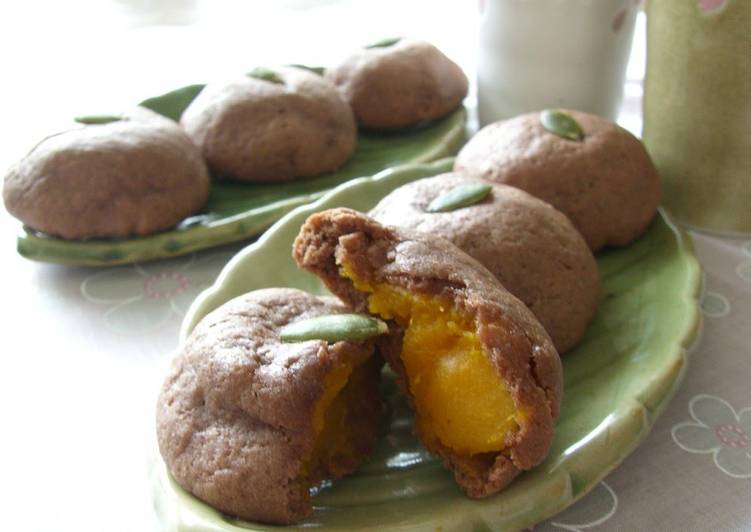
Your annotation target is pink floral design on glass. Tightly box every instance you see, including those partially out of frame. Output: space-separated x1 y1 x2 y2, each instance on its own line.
612 9 628 33
698 0 727 12
672 394 751 478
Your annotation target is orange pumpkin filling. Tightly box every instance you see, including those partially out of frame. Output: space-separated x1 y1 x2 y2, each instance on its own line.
301 355 377 487
341 263 521 455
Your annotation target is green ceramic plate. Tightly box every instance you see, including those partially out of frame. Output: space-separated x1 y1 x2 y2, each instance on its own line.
15 84 466 267
153 158 702 531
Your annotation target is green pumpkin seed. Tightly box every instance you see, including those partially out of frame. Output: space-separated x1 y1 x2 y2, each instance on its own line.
426 183 493 213
248 67 284 84
287 64 325 76
365 37 402 49
540 109 584 141
74 114 124 125
280 313 388 343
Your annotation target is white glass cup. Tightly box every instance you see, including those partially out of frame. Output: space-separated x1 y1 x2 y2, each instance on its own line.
477 0 639 125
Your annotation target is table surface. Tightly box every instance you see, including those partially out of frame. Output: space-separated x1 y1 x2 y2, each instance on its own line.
0 1 749 531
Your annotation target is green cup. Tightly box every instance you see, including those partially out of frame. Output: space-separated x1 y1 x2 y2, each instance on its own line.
643 0 751 234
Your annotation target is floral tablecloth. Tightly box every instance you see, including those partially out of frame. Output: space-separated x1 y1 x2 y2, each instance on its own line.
0 1 748 530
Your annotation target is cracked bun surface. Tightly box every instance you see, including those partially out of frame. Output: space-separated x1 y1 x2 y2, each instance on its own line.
156 288 383 525
3 107 209 240
454 109 661 251
181 67 356 183
293 208 562 498
326 38 468 130
369 172 600 353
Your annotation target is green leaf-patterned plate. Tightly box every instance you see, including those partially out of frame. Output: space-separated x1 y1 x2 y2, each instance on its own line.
153 158 702 531
15 84 466 267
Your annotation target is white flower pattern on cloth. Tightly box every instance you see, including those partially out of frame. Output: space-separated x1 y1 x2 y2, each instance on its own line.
531 482 618 531
672 394 751 478
701 290 730 318
738 241 751 284
81 254 219 333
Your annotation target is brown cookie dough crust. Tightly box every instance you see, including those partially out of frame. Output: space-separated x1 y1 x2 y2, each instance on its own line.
369 172 601 353
293 208 562 498
156 288 382 524
181 67 356 183
326 38 468 130
454 110 661 251
3 107 209 240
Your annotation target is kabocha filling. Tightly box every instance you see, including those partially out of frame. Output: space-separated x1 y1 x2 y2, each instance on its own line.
300 357 372 488
341 263 521 455
312 362 353 435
